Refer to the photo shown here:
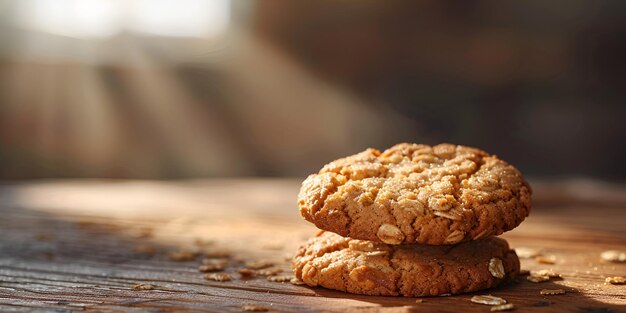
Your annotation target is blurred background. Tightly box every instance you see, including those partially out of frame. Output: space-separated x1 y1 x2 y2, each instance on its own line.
0 0 625 181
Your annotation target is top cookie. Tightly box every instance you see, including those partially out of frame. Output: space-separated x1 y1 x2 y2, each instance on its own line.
298 143 531 245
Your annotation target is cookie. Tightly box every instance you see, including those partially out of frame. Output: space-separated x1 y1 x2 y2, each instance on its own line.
293 231 520 297
298 143 531 245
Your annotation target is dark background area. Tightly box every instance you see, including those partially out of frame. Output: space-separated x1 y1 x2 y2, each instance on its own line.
0 1 625 180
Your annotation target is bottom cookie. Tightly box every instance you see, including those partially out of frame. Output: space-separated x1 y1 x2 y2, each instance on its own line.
293 231 519 297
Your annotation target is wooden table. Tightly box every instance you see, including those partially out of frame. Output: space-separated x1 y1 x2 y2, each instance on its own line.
0 179 625 312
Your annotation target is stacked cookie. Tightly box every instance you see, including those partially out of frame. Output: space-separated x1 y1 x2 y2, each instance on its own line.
293 143 531 297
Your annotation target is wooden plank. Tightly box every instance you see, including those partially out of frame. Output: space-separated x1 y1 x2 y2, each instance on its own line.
0 179 625 312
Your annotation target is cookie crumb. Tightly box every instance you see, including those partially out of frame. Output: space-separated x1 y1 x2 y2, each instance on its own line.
527 275 550 283
471 295 507 305
601 250 626 263
204 273 232 282
202 258 228 264
415 299 424 303
489 258 505 279
491 303 515 311
531 269 561 278
540 289 565 295
198 264 225 273
199 259 228 272
205 250 231 258
515 247 540 259
535 255 556 264
241 304 269 312
238 268 256 278
256 268 283 276
267 275 293 282
605 276 626 285
245 260 274 270
168 250 198 261
290 277 305 285
132 283 156 290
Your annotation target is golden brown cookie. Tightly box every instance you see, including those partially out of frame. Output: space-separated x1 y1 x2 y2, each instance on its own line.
293 231 520 297
298 143 531 245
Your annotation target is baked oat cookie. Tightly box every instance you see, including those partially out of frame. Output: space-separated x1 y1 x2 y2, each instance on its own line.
298 143 531 245
292 231 520 297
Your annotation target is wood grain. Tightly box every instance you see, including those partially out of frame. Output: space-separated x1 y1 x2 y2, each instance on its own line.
0 179 625 312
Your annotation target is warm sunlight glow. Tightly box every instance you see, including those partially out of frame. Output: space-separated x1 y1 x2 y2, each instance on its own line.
129 0 231 37
20 0 121 38
16 0 231 38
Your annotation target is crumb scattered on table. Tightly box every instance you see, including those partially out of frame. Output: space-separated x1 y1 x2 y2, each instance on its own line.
514 247 540 259
241 304 269 312
238 268 256 278
601 250 626 263
470 295 507 305
290 277 305 285
255 268 282 276
491 303 515 311
204 273 232 282
132 283 156 291
245 260 274 270
605 276 625 285
531 269 561 278
534 255 556 264
527 275 550 283
266 275 293 282
198 258 228 272
540 289 565 295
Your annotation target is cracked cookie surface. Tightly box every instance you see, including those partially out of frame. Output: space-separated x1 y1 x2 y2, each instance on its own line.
292 231 520 297
298 143 531 245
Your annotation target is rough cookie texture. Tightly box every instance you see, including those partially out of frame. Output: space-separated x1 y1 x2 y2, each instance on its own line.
298 143 531 245
293 231 519 297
